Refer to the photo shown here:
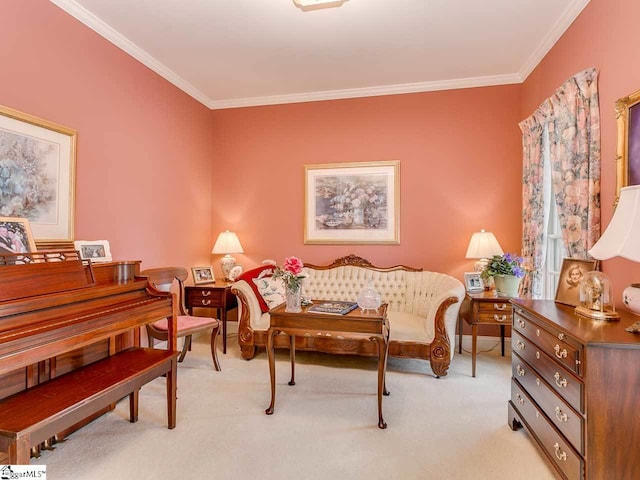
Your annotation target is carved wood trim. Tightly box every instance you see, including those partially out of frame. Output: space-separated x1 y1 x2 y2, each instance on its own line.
305 254 422 272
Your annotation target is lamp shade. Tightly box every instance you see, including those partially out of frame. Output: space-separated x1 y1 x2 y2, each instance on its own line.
212 231 244 255
589 185 640 262
465 230 504 259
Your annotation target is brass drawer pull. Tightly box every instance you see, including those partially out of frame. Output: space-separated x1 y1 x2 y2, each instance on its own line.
536 351 540 359
516 365 525 376
494 303 507 311
515 393 525 405
558 333 565 340
553 443 567 461
554 344 568 359
201 299 211 306
554 372 568 388
516 340 525 351
517 318 525 329
536 328 540 336
494 314 507 322
554 407 568 422
202 291 211 297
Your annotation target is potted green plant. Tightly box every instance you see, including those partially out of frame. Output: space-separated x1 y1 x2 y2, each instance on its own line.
481 253 525 297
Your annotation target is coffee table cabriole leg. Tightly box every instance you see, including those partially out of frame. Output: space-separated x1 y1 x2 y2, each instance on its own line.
265 328 277 415
371 325 390 429
288 335 296 386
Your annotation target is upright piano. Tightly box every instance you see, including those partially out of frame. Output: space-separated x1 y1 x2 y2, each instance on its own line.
0 250 178 464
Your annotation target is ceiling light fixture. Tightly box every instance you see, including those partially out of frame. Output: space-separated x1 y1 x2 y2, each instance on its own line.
293 0 349 11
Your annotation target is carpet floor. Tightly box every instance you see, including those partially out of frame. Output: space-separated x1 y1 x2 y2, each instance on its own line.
31 326 555 479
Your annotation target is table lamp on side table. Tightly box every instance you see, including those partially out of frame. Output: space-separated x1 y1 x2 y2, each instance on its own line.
465 230 504 289
212 230 244 282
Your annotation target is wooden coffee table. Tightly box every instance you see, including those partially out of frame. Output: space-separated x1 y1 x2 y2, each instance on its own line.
265 302 390 429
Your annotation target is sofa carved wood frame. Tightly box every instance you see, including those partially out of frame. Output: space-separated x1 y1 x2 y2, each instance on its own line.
231 254 460 377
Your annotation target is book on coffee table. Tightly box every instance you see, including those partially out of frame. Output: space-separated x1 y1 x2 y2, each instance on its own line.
308 301 359 315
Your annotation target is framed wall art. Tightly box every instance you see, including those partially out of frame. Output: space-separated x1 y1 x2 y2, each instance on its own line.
0 104 77 244
74 240 112 263
192 266 215 284
554 258 598 307
304 160 400 244
0 217 37 253
615 89 640 202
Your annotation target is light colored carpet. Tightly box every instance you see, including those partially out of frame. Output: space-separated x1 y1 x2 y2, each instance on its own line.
31 326 555 479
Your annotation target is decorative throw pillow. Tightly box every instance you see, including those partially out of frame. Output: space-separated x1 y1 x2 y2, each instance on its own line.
236 265 277 313
252 276 285 310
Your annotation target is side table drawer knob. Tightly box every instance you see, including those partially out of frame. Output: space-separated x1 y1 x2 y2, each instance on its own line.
494 303 507 311
202 291 211 297
202 299 211 306
494 314 507 322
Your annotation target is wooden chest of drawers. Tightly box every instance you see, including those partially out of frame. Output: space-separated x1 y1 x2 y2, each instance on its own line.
508 299 640 479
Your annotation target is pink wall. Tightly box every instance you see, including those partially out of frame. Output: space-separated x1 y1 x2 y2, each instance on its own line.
0 0 214 270
521 0 640 304
211 87 523 281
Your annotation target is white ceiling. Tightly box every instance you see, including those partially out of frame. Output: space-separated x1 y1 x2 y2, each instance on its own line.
50 0 590 110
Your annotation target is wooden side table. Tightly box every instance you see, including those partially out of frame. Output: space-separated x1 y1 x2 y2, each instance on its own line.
458 290 512 377
185 281 237 354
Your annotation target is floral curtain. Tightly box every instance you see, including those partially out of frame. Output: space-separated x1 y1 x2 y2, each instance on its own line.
519 68 601 298
548 68 601 257
519 104 550 298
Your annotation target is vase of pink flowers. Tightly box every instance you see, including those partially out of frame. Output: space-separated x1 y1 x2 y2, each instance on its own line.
272 256 306 312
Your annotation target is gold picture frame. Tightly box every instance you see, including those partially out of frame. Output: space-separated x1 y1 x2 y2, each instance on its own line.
554 258 598 307
0 104 77 244
615 89 640 202
304 160 400 244
0 217 37 253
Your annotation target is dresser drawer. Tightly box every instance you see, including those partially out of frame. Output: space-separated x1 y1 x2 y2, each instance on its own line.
511 380 583 480
512 353 584 454
476 301 512 324
512 331 583 413
513 309 583 377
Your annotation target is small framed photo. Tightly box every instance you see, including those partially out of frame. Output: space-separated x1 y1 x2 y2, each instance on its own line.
0 217 37 253
192 266 215 284
74 240 112 263
555 258 598 306
464 272 483 292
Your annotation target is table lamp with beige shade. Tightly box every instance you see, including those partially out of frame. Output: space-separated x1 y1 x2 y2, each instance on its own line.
212 231 244 281
588 185 640 321
465 230 504 290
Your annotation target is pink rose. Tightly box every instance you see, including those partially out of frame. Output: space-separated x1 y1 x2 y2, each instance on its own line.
283 256 303 275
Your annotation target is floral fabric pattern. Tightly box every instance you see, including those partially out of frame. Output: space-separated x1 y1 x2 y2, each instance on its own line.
520 68 601 298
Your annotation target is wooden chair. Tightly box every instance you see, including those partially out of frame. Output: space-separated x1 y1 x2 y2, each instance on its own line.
140 267 221 371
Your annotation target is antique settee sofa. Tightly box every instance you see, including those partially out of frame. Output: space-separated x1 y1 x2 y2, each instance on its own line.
231 255 465 377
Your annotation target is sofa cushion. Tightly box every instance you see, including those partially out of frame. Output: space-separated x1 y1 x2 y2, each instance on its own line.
236 265 276 313
253 276 286 310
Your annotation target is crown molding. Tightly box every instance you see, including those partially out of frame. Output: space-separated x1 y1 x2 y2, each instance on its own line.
49 0 212 107
518 0 590 81
207 73 522 110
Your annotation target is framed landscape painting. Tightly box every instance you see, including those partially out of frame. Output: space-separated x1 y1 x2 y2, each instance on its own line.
304 161 400 244
0 105 77 244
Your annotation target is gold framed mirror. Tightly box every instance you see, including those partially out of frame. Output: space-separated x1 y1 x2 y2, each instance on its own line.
615 89 640 203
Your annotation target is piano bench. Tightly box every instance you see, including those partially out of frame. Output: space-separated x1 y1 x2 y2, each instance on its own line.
0 347 179 465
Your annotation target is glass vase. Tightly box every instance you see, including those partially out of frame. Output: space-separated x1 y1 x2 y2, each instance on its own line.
357 281 381 313
285 285 302 313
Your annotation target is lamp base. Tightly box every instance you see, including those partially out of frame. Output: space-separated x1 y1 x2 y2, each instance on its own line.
220 255 236 282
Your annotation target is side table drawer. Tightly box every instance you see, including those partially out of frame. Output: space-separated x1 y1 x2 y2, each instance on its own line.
186 288 224 307
477 301 512 324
